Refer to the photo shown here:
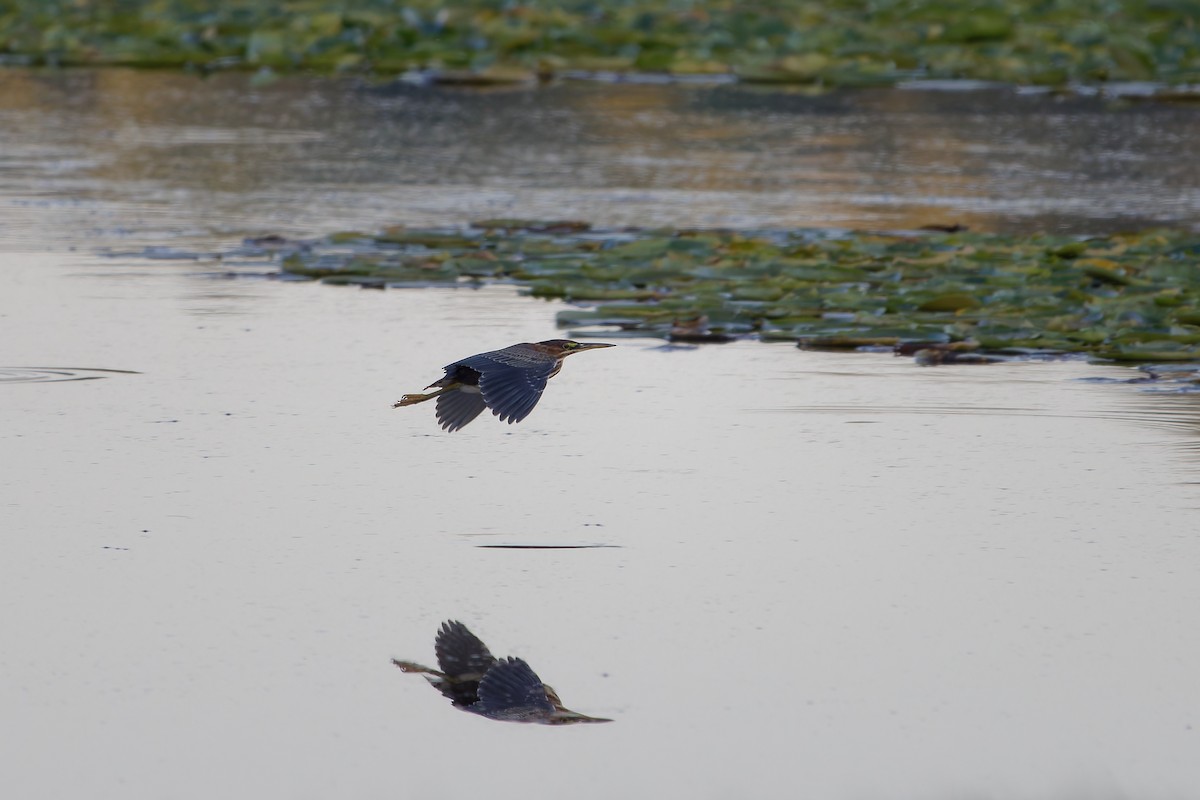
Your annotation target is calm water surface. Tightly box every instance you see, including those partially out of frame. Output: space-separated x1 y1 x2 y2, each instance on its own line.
1 68 1200 799
1 68 1199 244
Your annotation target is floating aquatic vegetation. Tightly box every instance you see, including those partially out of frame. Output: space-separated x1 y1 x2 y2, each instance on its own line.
1077 362 1200 393
2 0 1199 88
126 223 1200 365
911 348 1010 366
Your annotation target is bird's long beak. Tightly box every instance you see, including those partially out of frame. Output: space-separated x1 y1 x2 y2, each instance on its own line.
573 342 616 352
548 709 614 724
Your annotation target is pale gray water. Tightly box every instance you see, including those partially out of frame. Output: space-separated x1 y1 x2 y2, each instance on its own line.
2 68 1200 799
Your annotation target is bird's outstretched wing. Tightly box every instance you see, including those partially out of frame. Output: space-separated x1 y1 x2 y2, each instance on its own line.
435 389 488 432
474 657 555 720
421 620 498 707
434 620 497 679
453 348 556 425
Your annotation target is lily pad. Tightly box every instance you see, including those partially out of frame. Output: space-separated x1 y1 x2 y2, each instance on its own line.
917 293 983 312
4 1 1200 86
127 222 1200 361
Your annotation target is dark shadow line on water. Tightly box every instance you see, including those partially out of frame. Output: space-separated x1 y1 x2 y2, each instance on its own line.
475 544 621 550
2 366 141 374
0 366 142 384
10 366 141 373
27 375 104 382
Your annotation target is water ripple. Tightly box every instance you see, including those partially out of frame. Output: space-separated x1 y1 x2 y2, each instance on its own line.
776 401 1200 436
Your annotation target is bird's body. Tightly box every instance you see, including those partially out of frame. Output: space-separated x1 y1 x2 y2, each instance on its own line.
393 620 611 724
393 340 613 431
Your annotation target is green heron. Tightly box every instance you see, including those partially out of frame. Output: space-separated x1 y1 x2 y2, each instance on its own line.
392 620 612 724
392 339 614 431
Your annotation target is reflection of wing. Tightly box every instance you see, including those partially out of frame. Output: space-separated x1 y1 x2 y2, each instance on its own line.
435 389 487 432
435 621 497 678
455 349 556 425
474 657 554 720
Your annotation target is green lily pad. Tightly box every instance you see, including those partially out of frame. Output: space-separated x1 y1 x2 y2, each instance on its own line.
137 222 1200 360
798 335 901 349
375 229 478 248
1095 344 1200 362
917 293 983 312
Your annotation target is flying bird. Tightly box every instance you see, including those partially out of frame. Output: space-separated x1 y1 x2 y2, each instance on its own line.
393 620 611 724
392 339 613 431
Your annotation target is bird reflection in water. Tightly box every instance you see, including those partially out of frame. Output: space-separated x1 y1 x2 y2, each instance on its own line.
393 620 612 724
392 340 614 431
667 314 736 344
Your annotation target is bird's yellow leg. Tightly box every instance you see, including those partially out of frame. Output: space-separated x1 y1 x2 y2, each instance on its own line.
392 383 458 408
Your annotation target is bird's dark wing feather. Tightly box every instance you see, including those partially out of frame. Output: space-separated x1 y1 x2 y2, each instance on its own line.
474 657 554 718
453 348 556 425
434 620 497 679
435 389 487 432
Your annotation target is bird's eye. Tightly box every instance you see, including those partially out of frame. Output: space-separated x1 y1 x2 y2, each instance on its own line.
564 342 578 349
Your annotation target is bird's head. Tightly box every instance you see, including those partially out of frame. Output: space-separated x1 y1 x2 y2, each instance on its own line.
535 339 615 358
